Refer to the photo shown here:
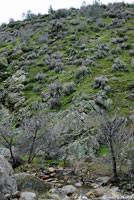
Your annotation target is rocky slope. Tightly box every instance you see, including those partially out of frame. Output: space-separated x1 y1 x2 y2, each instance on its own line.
2 155 134 200
0 2 134 159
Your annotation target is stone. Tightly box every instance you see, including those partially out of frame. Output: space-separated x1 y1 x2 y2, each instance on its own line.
19 192 37 200
70 193 79 199
85 190 103 199
48 167 55 173
47 192 70 200
0 155 17 195
80 196 89 200
60 185 77 195
0 147 10 156
74 182 82 187
15 173 50 194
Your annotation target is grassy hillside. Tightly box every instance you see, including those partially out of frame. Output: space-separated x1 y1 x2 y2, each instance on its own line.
0 2 134 115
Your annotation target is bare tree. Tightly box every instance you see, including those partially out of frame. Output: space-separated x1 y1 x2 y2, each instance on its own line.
0 113 18 166
98 114 132 181
19 112 47 163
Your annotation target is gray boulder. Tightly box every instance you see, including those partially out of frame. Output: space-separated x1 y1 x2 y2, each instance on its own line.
59 185 77 195
0 147 10 156
0 155 17 195
15 173 50 194
19 192 37 200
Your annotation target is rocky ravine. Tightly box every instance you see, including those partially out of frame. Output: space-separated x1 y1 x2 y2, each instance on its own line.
1 155 134 200
0 3 134 162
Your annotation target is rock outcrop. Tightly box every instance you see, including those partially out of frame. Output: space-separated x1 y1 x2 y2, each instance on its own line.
1 69 26 110
44 100 100 159
0 155 17 195
15 173 50 194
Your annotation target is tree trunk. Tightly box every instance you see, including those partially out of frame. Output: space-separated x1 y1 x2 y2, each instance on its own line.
110 141 118 180
28 134 37 163
9 145 16 166
112 153 118 179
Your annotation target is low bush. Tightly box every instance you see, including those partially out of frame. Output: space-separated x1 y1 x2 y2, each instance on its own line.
75 66 91 80
63 82 76 96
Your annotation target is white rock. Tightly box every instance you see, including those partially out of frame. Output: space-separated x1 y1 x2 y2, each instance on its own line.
19 192 37 200
48 167 55 173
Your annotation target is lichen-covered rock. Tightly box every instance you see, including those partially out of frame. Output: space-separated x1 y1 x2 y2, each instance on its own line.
2 69 26 110
44 100 100 159
15 173 50 194
0 155 17 195
0 147 10 156
67 135 99 159
85 190 103 199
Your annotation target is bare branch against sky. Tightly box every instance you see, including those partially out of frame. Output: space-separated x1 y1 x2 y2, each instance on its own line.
0 0 133 24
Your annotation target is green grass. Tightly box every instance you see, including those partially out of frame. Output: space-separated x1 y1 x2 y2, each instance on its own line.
0 82 3 87
97 144 109 156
